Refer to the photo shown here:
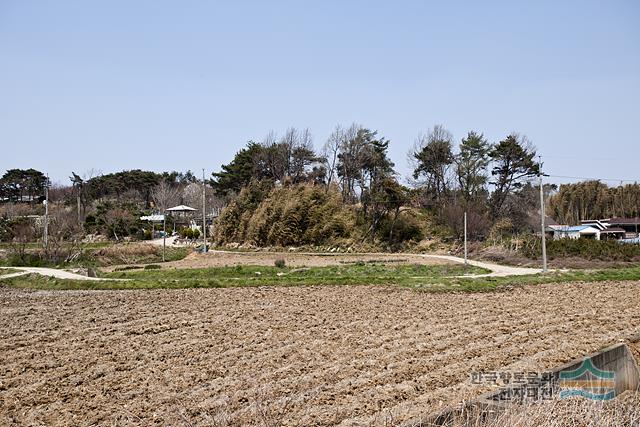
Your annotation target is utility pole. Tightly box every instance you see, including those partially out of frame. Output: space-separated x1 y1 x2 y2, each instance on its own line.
539 158 548 273
43 176 49 249
202 168 207 253
463 211 468 268
77 190 82 224
162 214 166 262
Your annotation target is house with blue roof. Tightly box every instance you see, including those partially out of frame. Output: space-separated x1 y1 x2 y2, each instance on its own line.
553 225 601 240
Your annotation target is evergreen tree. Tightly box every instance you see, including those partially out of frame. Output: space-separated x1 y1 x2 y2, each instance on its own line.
489 134 540 219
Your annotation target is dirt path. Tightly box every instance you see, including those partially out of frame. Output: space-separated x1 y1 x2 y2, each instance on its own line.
1 282 638 426
0 267 106 281
160 250 542 278
148 236 182 247
420 254 542 277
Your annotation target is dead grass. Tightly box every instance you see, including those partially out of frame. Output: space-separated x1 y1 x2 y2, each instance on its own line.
433 393 640 427
92 243 188 266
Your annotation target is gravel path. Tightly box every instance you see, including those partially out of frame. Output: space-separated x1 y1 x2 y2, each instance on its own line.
420 254 542 277
0 266 106 281
2 252 541 281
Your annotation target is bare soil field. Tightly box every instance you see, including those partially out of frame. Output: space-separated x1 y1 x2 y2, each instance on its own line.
1 282 639 426
159 250 453 270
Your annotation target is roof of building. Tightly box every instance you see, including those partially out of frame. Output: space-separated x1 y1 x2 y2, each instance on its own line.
600 227 626 233
140 214 165 222
580 219 609 230
609 217 640 225
546 224 566 231
561 225 597 232
544 216 560 226
166 205 197 212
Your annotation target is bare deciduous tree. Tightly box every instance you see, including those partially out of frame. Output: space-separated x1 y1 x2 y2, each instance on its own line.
411 125 455 207
151 181 181 212
323 124 357 188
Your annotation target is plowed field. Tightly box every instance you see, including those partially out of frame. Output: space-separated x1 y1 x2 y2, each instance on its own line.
1 281 638 426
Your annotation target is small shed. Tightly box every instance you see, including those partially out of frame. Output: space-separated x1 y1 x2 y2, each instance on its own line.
140 214 166 238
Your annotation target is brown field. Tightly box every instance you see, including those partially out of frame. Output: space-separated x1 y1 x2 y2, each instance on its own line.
162 250 452 269
1 281 639 426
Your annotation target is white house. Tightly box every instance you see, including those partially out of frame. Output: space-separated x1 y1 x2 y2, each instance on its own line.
553 225 601 240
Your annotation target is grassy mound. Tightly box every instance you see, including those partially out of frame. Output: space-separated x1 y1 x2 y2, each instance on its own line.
213 182 426 250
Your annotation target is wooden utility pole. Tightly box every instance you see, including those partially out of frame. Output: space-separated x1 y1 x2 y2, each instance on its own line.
162 214 166 262
202 169 207 253
539 168 548 273
77 192 82 224
43 177 49 249
464 211 468 268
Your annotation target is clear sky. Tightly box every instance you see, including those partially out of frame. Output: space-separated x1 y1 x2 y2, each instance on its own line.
1 1 639 186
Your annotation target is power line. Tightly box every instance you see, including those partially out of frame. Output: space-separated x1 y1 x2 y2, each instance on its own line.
546 174 639 183
542 154 621 162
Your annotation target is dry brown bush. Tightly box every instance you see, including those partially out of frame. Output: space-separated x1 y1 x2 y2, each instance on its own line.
94 243 160 265
214 183 357 247
433 393 640 427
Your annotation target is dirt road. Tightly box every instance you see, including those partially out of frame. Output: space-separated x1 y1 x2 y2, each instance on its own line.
419 254 542 277
1 252 542 281
160 250 542 277
1 281 638 426
0 266 105 281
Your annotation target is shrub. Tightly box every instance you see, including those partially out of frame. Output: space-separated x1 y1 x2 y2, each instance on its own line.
6 253 49 267
144 264 161 270
521 236 640 261
180 228 195 239
274 258 286 268
215 183 357 247
87 202 143 240
192 228 200 239
378 211 424 245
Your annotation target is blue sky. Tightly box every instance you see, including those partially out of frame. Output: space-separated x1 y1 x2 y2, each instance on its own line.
1 1 639 186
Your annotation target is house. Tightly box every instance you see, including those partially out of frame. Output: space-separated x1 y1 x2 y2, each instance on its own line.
581 217 640 239
607 217 640 239
553 225 602 240
552 217 640 241
542 216 567 238
598 227 626 240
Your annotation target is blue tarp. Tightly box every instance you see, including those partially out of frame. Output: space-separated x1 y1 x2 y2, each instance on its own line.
619 237 640 245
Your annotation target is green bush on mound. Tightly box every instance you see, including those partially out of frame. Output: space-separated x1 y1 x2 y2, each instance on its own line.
521 236 640 261
214 182 357 247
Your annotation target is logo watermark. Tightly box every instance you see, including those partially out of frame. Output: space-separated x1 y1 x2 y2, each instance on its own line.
471 357 616 402
471 371 556 401
559 358 616 401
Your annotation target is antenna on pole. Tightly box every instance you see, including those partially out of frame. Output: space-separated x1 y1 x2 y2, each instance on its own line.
539 156 548 273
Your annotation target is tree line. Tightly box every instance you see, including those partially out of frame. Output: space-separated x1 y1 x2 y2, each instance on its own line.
0 168 212 242
4 124 636 246
211 125 542 241
548 180 640 224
